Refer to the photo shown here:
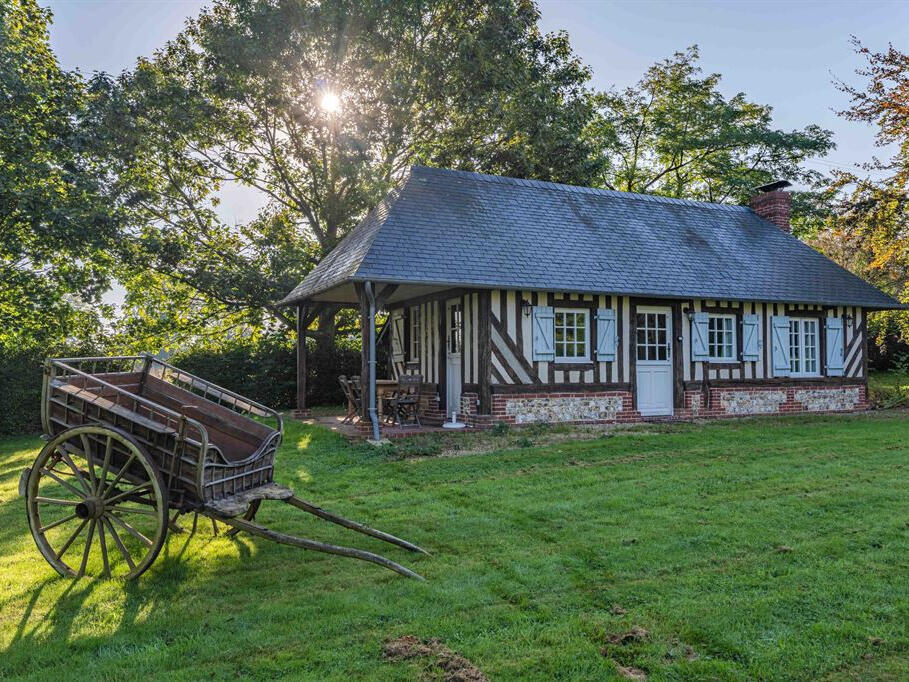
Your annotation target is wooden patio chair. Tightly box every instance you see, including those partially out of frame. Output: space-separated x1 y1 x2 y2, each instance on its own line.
338 375 361 424
384 374 423 427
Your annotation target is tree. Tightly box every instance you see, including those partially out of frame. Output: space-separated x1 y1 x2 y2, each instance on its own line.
812 40 909 363
96 0 600 349
586 46 834 205
0 0 114 350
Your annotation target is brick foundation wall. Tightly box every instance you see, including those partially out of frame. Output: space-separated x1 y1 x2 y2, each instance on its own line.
488 383 868 426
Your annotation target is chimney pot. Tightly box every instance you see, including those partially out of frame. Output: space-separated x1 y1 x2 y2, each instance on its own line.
750 181 791 233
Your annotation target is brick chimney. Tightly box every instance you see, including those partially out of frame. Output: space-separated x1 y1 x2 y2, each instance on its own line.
750 180 791 233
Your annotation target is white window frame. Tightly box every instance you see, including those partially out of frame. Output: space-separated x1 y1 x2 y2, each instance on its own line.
707 314 737 362
789 317 820 377
409 307 421 361
554 308 589 363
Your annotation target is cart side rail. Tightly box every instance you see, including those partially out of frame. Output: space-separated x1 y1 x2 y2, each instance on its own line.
146 355 283 435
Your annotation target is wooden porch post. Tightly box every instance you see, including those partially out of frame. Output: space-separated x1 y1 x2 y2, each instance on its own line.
477 290 492 415
356 283 370 421
296 303 308 416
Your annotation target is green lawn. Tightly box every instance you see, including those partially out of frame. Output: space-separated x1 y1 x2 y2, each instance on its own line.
1 413 907 680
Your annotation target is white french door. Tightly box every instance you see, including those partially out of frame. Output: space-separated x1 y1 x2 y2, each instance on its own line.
445 299 463 415
635 307 674 416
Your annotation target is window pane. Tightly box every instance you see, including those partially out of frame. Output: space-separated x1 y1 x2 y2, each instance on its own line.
555 309 587 360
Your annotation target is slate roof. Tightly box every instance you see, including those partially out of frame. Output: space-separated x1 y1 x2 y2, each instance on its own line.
281 165 902 309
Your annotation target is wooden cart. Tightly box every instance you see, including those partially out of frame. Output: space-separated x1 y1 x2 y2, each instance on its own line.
20 356 426 580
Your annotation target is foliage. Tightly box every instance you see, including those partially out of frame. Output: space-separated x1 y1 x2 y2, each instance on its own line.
808 40 909 365
0 0 116 349
586 46 834 206
0 346 44 434
171 334 360 409
0 337 103 435
867 370 909 409
1 414 908 677
94 0 600 345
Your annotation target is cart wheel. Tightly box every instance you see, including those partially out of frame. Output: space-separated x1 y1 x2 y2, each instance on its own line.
225 500 261 538
25 425 168 580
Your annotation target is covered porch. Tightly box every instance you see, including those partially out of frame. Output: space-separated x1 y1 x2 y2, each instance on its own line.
285 280 491 441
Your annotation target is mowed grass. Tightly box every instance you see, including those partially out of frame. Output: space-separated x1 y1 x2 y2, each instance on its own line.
0 413 907 680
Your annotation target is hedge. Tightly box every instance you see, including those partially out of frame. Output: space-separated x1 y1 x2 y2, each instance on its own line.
171 336 362 411
0 347 47 435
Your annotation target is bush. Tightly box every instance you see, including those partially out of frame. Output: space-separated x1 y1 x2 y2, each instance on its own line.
0 341 103 436
172 336 361 410
0 347 46 435
868 381 909 409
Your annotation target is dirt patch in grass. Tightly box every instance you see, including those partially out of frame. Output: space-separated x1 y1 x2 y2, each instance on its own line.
615 665 648 681
605 626 649 647
384 635 488 681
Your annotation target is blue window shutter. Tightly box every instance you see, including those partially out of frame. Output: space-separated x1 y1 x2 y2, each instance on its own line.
595 308 617 361
742 314 761 361
771 315 791 376
826 317 844 376
691 312 709 361
532 306 555 361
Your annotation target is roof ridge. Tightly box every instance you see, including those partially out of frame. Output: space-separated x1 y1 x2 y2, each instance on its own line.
409 165 751 212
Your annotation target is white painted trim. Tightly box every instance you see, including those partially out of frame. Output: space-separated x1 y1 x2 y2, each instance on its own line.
553 307 590 363
706 313 737 363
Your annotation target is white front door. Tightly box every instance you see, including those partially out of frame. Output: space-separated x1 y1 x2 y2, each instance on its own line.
446 299 463 416
635 306 674 416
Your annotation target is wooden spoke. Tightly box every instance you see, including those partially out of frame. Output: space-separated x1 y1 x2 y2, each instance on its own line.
108 505 158 517
39 513 78 533
105 481 153 506
98 435 113 497
78 520 96 578
34 496 80 506
80 434 98 492
56 448 92 495
56 519 88 561
100 453 137 501
108 513 154 548
104 517 136 571
38 468 87 499
98 520 111 579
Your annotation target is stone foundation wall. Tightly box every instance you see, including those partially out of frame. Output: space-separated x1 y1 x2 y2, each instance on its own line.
491 391 637 425
486 383 867 426
677 384 867 419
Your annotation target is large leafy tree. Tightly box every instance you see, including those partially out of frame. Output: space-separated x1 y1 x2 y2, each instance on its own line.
586 46 834 205
0 0 113 349
96 0 600 349
813 40 909 358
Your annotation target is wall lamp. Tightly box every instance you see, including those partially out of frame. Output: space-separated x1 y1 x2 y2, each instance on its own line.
521 299 533 317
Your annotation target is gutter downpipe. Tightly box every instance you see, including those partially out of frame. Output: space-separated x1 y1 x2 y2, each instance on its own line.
365 281 381 442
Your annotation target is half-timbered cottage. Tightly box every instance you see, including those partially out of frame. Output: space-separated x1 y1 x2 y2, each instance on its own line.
281 166 902 437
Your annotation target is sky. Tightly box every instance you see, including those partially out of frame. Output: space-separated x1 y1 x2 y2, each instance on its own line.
44 0 907 178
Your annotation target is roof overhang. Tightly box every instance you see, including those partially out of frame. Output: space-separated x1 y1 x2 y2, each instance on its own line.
279 276 908 312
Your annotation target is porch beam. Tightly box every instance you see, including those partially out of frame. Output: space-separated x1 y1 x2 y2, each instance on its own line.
376 283 400 307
